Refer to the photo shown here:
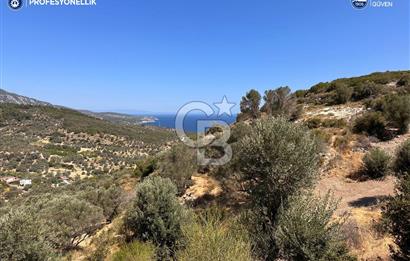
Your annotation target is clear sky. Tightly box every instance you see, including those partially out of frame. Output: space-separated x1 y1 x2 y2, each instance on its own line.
1 0 409 113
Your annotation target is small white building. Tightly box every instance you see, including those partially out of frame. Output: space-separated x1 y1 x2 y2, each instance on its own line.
0 176 20 184
20 179 32 187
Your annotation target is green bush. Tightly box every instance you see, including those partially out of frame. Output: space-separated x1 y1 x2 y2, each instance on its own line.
227 122 251 143
156 144 196 195
383 94 410 134
0 208 55 261
236 117 320 259
177 210 253 261
362 148 391 179
334 134 352 152
294 89 308 98
333 83 353 104
112 241 155 261
352 82 382 101
306 117 322 129
309 82 330 94
79 185 123 222
306 118 347 129
397 75 410 87
382 175 410 260
134 157 157 178
394 139 410 175
276 192 355 261
39 195 105 250
353 112 387 140
124 176 188 259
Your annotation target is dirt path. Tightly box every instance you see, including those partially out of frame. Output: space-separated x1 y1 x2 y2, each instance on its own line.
314 133 410 260
372 133 410 155
316 175 396 214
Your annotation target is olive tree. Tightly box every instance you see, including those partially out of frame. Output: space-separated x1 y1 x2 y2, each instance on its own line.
156 144 197 195
236 117 320 259
0 208 55 261
124 176 189 259
276 192 355 261
39 195 105 250
79 185 124 222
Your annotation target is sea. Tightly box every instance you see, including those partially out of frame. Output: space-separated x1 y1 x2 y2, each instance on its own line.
141 113 237 133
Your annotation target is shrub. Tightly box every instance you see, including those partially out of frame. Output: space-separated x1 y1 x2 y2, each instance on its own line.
352 82 382 101
322 118 347 128
276 192 355 261
306 117 322 129
362 148 391 179
236 117 320 259
397 75 410 87
353 112 387 140
39 195 105 250
0 208 55 261
383 94 410 134
156 144 197 195
227 122 251 143
294 89 307 98
394 139 410 175
112 241 155 261
134 157 157 178
382 175 410 260
124 176 188 258
290 104 304 121
309 82 330 94
307 118 347 129
311 129 332 145
333 83 353 104
334 134 351 152
79 185 123 222
177 210 253 261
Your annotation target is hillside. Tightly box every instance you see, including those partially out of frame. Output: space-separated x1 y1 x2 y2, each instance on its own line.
1 71 410 261
0 88 51 106
80 110 158 126
0 103 176 201
181 70 410 260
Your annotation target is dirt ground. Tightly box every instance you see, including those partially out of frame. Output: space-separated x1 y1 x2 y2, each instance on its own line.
315 133 410 260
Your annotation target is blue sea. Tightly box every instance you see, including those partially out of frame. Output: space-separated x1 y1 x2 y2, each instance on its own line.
141 113 237 133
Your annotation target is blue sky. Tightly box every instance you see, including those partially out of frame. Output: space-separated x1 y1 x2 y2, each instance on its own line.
1 0 409 113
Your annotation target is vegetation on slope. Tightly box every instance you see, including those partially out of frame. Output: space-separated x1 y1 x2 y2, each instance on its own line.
2 71 410 261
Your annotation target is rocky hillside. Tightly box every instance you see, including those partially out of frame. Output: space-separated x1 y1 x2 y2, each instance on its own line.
0 88 51 106
182 70 410 260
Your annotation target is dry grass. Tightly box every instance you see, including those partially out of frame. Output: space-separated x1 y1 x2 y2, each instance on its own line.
347 208 393 260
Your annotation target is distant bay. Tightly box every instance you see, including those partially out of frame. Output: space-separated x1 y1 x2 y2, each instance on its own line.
140 113 237 133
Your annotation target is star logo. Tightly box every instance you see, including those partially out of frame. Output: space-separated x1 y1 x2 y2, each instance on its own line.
214 96 236 117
